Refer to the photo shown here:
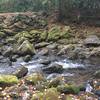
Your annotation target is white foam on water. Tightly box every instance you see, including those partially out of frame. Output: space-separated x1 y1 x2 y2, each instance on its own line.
55 61 84 69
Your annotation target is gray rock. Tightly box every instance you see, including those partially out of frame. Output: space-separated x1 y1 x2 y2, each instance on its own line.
35 42 49 49
3 47 13 57
13 66 28 78
37 48 49 56
47 43 58 49
84 35 100 46
38 59 51 65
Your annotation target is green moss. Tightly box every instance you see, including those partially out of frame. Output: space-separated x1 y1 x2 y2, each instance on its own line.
0 75 19 85
57 84 80 94
43 88 59 100
40 31 48 41
31 88 59 100
31 91 44 100
25 73 45 85
48 77 62 88
47 25 71 41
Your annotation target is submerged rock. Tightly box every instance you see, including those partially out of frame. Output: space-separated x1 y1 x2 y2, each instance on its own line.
0 75 19 87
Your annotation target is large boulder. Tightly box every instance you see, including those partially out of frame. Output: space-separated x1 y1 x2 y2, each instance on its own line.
17 40 36 56
84 35 100 47
42 63 63 74
0 75 19 87
13 66 28 78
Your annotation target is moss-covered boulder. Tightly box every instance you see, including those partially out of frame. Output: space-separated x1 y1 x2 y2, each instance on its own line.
57 84 80 94
47 25 71 41
25 73 45 85
17 40 36 56
0 75 19 87
29 30 42 42
14 31 31 44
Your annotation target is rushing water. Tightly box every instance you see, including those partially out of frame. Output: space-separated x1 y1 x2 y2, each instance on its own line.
0 56 85 74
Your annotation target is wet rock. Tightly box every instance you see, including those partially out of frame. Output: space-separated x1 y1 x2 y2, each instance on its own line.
35 42 49 49
0 75 19 87
42 63 63 74
3 47 13 57
94 70 100 78
23 55 32 62
10 55 18 62
84 35 100 47
13 66 28 78
0 32 6 38
17 40 36 56
25 73 45 85
38 59 51 65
